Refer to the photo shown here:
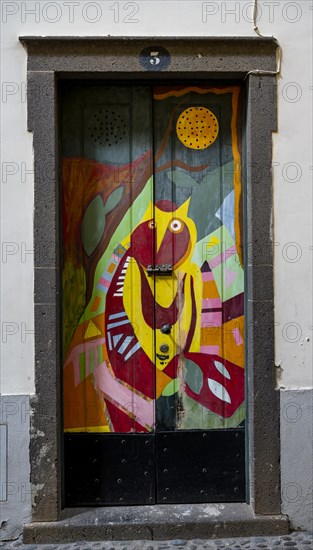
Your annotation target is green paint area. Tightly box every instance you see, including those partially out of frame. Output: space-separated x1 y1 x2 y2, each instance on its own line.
179 394 245 430
83 176 153 322
162 378 180 397
82 186 125 257
192 224 234 267
82 194 106 256
188 161 235 241
166 170 198 188
184 359 203 395
97 345 103 364
89 349 95 374
193 224 244 302
213 252 244 302
62 261 86 357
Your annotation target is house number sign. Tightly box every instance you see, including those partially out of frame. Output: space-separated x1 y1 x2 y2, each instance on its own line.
139 46 171 71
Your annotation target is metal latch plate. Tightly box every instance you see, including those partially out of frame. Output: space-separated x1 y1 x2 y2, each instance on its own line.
147 264 173 276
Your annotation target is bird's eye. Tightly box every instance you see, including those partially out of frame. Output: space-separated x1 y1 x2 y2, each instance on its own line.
169 219 183 233
148 220 156 229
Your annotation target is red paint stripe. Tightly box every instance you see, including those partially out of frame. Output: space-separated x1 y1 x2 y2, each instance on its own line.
222 292 244 323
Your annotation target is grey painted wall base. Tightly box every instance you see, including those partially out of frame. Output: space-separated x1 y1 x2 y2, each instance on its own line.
23 503 289 544
0 396 31 541
280 388 313 531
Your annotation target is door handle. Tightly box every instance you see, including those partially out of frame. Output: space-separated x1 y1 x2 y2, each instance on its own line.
147 264 173 276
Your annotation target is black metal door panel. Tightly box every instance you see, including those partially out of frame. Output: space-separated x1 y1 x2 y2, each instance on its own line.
156 430 245 504
64 433 155 506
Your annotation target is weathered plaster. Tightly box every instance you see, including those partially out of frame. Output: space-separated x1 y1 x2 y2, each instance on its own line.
281 389 313 531
0 396 31 541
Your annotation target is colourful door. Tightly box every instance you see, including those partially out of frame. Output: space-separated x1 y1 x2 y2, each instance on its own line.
62 83 245 505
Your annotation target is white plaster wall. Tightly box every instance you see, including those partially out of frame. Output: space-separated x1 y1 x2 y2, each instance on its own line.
0 0 312 394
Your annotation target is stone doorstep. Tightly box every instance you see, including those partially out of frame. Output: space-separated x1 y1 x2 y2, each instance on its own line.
23 503 290 544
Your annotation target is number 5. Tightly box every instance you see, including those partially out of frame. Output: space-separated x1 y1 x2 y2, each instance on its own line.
150 51 160 65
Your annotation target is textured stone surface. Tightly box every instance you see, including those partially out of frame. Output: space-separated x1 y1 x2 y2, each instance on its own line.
27 71 58 269
27 71 62 523
20 37 278 76
245 73 280 515
34 267 58 305
1 531 312 549
21 503 289 543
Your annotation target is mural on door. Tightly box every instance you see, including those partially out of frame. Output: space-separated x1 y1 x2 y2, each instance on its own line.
63 85 245 433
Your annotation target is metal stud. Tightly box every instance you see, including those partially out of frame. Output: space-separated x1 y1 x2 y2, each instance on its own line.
160 343 169 353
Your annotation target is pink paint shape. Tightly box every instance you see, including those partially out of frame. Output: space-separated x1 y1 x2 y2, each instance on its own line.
94 361 154 429
232 327 243 346
64 337 106 386
99 277 110 288
202 271 214 282
209 244 237 270
225 269 237 288
200 345 220 355
202 298 222 309
201 311 222 327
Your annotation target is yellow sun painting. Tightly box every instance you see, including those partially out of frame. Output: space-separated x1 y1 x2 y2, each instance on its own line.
176 106 219 150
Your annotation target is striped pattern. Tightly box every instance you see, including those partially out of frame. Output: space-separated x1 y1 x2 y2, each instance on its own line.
97 245 127 293
201 265 223 330
113 256 131 297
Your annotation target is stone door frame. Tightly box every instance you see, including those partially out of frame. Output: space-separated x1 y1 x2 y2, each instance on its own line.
20 36 279 522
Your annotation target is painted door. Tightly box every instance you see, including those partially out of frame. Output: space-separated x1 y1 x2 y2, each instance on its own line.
62 83 245 506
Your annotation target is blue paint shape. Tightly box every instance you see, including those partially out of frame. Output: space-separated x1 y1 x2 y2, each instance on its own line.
215 190 235 240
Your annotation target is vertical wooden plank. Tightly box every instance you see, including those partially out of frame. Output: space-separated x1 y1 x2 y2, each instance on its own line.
62 84 154 434
153 85 245 432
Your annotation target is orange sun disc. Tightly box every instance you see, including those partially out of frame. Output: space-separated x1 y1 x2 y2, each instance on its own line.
176 106 219 150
